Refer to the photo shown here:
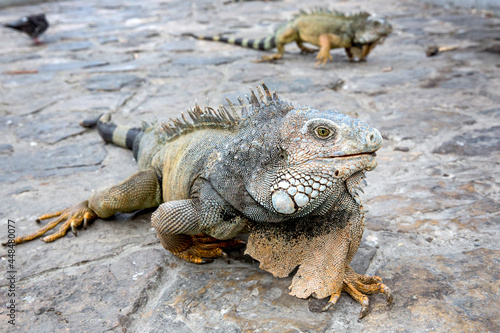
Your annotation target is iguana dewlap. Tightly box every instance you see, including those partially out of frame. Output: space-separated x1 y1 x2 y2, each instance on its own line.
185 9 392 64
10 84 391 318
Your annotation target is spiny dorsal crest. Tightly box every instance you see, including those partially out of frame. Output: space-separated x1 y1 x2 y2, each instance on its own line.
295 8 370 20
157 83 293 142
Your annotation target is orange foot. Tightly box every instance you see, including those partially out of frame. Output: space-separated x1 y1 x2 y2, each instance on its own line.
254 53 283 63
3 201 97 245
172 234 245 264
323 266 393 318
314 50 333 66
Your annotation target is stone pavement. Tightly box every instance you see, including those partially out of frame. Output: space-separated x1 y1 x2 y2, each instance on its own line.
0 0 499 332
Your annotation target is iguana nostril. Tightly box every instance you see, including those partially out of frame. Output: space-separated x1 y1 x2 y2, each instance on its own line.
366 130 382 148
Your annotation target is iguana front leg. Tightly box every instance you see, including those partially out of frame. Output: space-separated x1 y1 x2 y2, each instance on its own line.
9 169 162 244
323 265 393 319
152 197 245 264
358 43 376 62
345 47 354 62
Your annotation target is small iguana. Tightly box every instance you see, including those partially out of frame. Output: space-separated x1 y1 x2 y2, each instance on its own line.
184 9 392 65
8 84 391 318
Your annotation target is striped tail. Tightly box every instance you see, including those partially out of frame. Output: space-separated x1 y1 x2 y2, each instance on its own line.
184 33 276 51
81 113 141 151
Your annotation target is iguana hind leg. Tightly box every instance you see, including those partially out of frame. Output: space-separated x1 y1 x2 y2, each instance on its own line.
6 201 96 244
8 169 162 245
152 199 243 264
255 27 297 63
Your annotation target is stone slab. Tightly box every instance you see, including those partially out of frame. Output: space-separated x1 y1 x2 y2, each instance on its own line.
0 0 498 332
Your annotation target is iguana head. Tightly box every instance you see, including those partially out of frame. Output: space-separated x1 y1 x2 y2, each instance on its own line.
206 84 382 221
354 15 392 45
268 106 382 215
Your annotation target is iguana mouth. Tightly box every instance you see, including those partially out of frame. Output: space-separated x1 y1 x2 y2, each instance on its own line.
312 151 377 164
320 151 377 159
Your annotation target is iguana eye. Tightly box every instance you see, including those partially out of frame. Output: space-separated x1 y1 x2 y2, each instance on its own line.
303 119 338 141
315 126 332 139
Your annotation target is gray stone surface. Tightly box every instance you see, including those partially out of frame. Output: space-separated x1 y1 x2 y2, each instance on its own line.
0 0 499 332
423 0 500 13
85 74 143 91
0 0 54 9
0 142 106 183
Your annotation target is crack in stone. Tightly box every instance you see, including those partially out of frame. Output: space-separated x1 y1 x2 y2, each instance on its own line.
54 162 103 170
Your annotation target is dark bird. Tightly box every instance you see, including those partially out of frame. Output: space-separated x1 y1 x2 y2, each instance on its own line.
4 13 49 44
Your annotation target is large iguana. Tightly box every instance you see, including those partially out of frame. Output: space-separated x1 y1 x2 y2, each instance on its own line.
184 9 392 65
8 84 391 318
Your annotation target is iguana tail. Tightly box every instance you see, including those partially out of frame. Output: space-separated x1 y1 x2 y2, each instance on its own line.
184 33 276 50
81 113 141 151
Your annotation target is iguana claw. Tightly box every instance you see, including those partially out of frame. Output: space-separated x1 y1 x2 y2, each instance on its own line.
71 224 78 237
321 292 340 312
359 298 370 319
221 251 230 264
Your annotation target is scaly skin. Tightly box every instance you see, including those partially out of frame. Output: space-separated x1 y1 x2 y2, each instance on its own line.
186 9 392 64
6 84 392 317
